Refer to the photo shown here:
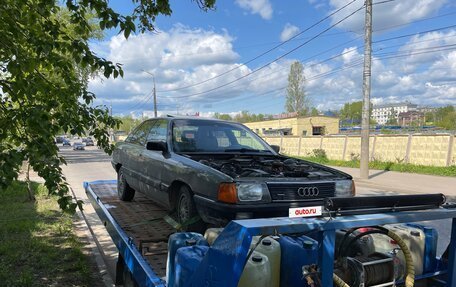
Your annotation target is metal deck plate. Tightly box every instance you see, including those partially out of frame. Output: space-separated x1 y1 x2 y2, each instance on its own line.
90 182 176 277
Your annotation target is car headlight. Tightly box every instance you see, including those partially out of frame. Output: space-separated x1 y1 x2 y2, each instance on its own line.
335 180 355 197
236 182 268 201
217 182 271 203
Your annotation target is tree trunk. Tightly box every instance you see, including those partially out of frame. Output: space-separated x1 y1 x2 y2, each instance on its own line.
25 162 35 201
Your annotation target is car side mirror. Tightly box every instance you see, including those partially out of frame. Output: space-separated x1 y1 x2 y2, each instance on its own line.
146 141 168 153
271 145 280 153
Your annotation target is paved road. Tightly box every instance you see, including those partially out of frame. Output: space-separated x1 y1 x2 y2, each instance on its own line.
59 144 118 285
59 145 453 281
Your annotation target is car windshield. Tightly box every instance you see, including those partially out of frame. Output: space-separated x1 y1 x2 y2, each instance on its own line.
172 119 272 153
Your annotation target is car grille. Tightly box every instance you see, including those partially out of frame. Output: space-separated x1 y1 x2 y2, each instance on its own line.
267 182 335 202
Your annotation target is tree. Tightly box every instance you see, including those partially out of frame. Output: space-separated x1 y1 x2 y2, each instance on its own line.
310 107 320 116
0 0 215 211
214 113 233 121
115 116 142 133
427 105 456 130
339 101 363 124
285 61 310 116
386 108 398 125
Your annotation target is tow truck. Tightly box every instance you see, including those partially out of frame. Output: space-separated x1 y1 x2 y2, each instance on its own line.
85 180 456 287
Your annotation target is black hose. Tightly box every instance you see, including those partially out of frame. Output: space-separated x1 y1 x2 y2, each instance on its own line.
337 226 387 258
341 229 388 257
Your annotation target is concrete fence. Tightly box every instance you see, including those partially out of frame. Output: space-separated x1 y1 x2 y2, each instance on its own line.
263 134 456 167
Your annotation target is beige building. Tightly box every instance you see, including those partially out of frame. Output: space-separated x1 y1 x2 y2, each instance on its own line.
244 116 339 136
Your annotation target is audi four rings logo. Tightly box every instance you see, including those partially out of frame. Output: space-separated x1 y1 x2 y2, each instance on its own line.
297 186 319 197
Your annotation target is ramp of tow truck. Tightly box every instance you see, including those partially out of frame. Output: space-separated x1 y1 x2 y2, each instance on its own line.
84 180 176 287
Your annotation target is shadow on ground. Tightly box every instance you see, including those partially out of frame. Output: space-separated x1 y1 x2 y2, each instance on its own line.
59 147 112 164
0 181 105 287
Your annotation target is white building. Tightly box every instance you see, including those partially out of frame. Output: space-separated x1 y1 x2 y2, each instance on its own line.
371 102 417 125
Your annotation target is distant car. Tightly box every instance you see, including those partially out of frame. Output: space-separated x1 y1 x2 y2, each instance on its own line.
85 139 94 146
73 142 85 150
82 137 87 143
55 136 64 144
62 139 71 146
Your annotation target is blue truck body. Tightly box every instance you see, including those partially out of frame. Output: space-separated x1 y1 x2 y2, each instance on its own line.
84 180 456 287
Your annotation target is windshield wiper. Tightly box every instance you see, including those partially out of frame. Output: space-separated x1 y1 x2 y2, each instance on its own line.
224 148 268 153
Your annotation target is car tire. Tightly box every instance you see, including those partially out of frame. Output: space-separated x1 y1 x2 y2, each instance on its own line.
176 185 206 232
117 169 135 201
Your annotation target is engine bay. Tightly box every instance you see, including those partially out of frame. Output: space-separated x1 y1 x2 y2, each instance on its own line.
189 154 338 179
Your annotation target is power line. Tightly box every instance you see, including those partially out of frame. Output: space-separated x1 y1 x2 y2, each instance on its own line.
161 4 366 99
152 43 452 113
210 45 456 111
129 8 454 107
374 24 456 43
120 91 154 113
159 30 456 105
155 0 359 93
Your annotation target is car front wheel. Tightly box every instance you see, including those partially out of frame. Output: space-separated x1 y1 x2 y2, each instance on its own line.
176 186 205 232
117 169 135 201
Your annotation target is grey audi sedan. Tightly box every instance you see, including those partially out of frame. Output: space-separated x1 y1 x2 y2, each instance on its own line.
112 116 354 230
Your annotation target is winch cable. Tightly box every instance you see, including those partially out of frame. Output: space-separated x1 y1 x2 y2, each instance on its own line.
333 273 350 287
341 226 415 287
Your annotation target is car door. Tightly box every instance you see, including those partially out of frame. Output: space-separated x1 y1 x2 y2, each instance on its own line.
140 119 169 206
121 120 155 191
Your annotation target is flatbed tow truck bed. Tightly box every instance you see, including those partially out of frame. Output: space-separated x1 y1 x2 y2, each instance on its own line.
85 180 456 287
85 180 175 285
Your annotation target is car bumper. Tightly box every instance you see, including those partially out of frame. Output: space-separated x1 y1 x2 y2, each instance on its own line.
193 194 325 225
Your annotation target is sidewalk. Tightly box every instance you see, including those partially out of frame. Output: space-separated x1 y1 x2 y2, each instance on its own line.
331 166 456 198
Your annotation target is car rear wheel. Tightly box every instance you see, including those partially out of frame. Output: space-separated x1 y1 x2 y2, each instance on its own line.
117 169 135 201
176 185 206 232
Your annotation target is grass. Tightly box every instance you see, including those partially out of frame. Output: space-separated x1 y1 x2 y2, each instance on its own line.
296 156 456 177
0 181 98 287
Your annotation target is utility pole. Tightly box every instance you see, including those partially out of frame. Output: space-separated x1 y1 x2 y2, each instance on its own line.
360 0 373 179
142 70 157 118
153 75 157 118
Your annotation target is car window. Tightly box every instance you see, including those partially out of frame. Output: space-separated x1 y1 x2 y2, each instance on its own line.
172 119 271 152
230 129 266 150
146 119 168 142
126 120 156 145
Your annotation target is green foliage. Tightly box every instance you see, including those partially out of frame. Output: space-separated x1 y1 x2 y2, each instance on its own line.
310 107 320 116
312 149 327 160
0 181 96 285
115 115 142 133
0 0 216 211
214 113 233 121
214 111 273 123
286 61 310 116
339 101 363 124
298 156 456 177
426 105 456 130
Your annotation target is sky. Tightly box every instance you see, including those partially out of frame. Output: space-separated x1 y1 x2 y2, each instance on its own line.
88 0 456 118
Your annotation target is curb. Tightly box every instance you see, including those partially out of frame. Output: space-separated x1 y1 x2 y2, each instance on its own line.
70 188 116 287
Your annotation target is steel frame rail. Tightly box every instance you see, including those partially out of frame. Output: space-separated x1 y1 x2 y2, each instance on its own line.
85 180 166 287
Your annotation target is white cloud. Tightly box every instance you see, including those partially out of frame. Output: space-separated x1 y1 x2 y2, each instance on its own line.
89 24 456 116
326 0 447 33
394 30 456 71
89 24 292 115
280 23 300 42
291 29 456 110
235 0 273 20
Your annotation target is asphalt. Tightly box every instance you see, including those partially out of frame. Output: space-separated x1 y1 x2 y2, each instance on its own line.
59 146 117 287
331 166 456 199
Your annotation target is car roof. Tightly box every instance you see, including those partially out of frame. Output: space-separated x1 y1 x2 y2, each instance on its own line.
143 116 240 125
